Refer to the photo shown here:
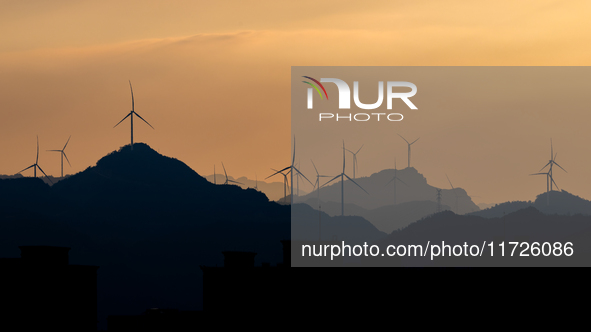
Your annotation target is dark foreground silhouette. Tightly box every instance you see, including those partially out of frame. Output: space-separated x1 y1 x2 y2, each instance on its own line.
0 143 289 330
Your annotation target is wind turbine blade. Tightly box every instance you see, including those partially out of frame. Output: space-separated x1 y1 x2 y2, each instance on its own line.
550 138 553 160
398 134 409 144
63 152 71 167
553 161 567 173
311 159 319 176
47 150 62 152
342 140 345 172
411 137 420 145
266 166 290 179
292 166 313 186
18 165 35 174
63 135 71 150
345 149 354 154
384 176 396 188
292 136 296 166
228 180 243 185
36 136 39 164
530 172 548 176
356 144 364 154
396 177 409 187
539 161 551 172
129 80 134 112
344 174 370 195
113 112 131 128
134 112 154 129
551 176 559 191
36 165 53 184
321 174 342 188
319 175 332 178
445 174 455 190
221 162 228 179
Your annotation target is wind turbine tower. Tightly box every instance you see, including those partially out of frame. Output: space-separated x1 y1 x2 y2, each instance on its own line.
322 140 369 216
446 174 459 213
346 144 363 179
531 139 567 205
398 134 419 168
113 81 154 151
267 136 312 205
221 162 243 186
384 158 409 205
18 136 52 184
47 135 71 178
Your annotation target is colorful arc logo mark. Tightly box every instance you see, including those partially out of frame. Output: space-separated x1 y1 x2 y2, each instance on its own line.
302 76 329 100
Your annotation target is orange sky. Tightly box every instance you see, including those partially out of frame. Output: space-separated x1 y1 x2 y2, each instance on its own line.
2 0 591 204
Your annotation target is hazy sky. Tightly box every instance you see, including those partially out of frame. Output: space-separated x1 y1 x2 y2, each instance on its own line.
2 0 591 204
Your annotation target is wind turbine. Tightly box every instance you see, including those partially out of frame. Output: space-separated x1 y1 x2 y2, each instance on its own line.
18 136 52 184
47 136 71 178
531 139 566 205
221 162 243 186
398 134 419 168
446 174 459 213
113 81 154 151
267 168 290 202
266 136 313 204
435 188 443 213
311 160 332 207
346 144 363 179
530 171 555 205
538 139 566 191
311 160 332 241
384 158 409 205
322 140 370 216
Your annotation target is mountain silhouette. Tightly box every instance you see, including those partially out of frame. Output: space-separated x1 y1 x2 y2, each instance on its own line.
362 206 591 266
296 167 479 214
291 203 387 243
302 199 452 234
203 174 309 202
469 190 591 218
0 143 290 329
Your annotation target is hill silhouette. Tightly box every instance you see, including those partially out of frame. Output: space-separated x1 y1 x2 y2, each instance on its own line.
361 206 591 266
203 174 308 202
302 198 451 234
296 167 479 214
0 143 289 329
469 190 591 218
291 203 387 243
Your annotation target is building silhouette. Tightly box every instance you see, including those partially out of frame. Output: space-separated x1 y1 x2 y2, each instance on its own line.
200 240 291 313
0 246 99 331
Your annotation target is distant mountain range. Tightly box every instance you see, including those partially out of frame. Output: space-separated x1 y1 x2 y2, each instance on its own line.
291 203 387 244
202 174 309 202
297 167 479 214
366 206 591 266
301 198 451 234
469 190 591 218
0 173 71 185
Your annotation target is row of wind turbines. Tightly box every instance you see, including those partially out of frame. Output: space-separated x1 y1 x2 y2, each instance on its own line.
18 81 153 182
265 136 420 216
15 81 567 208
261 136 566 217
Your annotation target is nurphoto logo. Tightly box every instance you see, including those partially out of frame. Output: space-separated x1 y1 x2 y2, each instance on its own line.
303 76 418 122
